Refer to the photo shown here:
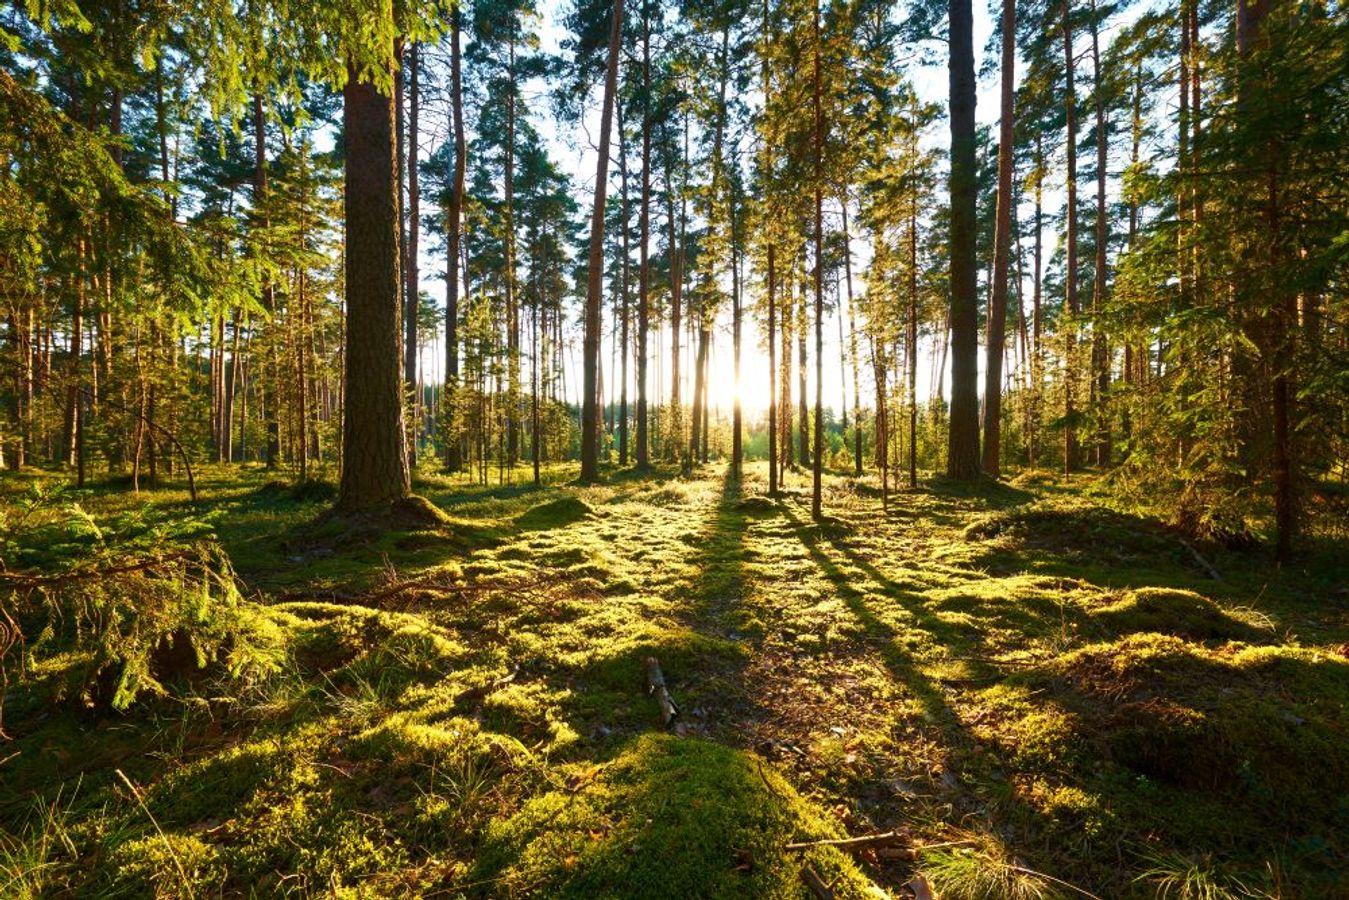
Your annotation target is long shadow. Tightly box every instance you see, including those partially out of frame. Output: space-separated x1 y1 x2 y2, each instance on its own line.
780 505 968 729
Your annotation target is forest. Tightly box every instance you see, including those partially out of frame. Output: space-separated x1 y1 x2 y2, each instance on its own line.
1 0 1347 895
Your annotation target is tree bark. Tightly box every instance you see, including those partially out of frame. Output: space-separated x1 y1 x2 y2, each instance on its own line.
981 0 1015 477
811 0 824 518
1089 0 1110 467
445 9 466 472
618 101 631 466
946 0 981 480
580 0 625 482
338 55 412 510
1061 0 1081 473
404 43 421 469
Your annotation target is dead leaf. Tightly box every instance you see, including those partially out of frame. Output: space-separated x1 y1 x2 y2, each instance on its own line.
907 874 935 900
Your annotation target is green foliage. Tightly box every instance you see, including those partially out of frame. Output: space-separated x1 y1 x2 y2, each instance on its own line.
0 483 283 715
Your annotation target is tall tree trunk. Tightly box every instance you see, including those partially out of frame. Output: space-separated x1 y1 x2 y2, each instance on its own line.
580 0 624 482
253 92 281 470
338 51 412 510
947 0 981 480
842 202 862 478
1089 0 1110 467
618 102 631 466
505 33 520 466
782 259 794 481
665 156 683 464
767 247 778 494
635 2 652 470
533 234 542 486
445 10 466 472
63 239 85 467
908 186 919 489
690 319 706 465
1031 134 1044 466
982 0 1015 477
1237 0 1294 561
811 0 824 517
1061 0 1081 473
797 256 809 469
730 188 743 476
404 43 421 469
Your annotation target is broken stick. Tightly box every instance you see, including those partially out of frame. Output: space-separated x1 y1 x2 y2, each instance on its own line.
1179 538 1222 581
785 830 909 852
644 656 679 726
799 866 836 900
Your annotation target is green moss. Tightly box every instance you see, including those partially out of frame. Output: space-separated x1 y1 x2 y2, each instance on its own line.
517 496 596 530
4 462 1346 898
471 734 873 899
1092 587 1267 641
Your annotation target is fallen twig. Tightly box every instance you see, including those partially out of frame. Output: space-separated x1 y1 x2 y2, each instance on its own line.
0 551 195 590
756 759 785 800
1179 537 1222 581
645 656 679 726
785 829 910 852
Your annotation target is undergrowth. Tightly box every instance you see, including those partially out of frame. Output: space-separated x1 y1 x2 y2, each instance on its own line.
0 462 1344 897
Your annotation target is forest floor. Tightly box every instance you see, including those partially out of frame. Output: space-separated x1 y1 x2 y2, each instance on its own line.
2 461 1348 898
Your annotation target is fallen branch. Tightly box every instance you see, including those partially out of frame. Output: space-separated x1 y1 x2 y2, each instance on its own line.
645 656 679 726
1179 538 1222 581
756 759 785 800
785 830 910 852
799 866 835 900
0 550 196 590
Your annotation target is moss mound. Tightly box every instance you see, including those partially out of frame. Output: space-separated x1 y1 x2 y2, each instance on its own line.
1091 587 1267 642
1040 636 1349 826
517 496 596 531
963 499 1176 560
470 734 873 898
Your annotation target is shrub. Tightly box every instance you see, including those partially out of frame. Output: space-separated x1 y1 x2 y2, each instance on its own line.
0 484 282 721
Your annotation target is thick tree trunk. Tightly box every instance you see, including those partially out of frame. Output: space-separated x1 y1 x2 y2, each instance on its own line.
1031 134 1044 466
690 322 707 465
338 57 411 510
946 0 981 480
580 0 624 482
